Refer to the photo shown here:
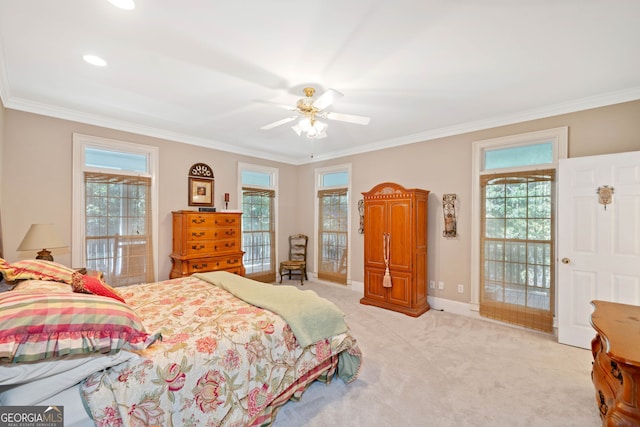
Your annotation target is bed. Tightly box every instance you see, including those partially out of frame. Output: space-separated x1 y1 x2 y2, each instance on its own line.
0 259 362 426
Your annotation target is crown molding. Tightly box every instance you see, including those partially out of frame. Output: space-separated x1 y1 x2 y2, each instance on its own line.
3 86 640 166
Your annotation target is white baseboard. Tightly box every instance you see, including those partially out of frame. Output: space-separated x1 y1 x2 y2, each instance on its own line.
350 280 364 293
428 296 478 318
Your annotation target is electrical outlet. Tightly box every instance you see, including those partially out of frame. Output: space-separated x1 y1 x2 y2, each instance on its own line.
429 280 435 289
457 284 464 293
438 281 444 290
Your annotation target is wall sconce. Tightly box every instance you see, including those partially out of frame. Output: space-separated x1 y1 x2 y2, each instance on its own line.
442 194 458 238
17 223 67 261
358 199 365 234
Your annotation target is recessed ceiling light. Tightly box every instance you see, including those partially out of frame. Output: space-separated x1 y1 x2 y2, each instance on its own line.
108 0 135 10
83 55 107 67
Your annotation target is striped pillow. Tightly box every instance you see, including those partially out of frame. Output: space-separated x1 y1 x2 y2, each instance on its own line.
0 258 77 283
0 291 160 363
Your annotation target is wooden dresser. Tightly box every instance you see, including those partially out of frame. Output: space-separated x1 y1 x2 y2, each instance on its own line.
170 211 245 278
360 182 430 317
590 300 640 426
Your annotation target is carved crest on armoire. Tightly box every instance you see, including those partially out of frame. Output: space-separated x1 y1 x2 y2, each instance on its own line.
360 182 430 317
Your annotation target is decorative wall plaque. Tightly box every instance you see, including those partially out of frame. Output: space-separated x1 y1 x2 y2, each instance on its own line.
188 163 215 207
597 185 614 210
442 194 457 238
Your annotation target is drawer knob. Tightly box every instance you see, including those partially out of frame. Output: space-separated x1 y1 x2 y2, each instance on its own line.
191 244 205 251
192 218 206 225
193 263 208 270
192 232 205 238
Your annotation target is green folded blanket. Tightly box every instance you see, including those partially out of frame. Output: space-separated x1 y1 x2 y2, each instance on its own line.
193 271 348 348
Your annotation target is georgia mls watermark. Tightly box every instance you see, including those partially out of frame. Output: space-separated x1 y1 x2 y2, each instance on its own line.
0 406 63 427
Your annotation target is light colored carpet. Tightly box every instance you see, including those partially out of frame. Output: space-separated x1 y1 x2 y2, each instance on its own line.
272 279 600 427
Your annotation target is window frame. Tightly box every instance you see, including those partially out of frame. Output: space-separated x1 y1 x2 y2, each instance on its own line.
314 163 352 283
72 133 159 280
470 127 568 313
238 162 278 280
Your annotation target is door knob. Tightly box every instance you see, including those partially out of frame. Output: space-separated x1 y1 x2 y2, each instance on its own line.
561 258 571 264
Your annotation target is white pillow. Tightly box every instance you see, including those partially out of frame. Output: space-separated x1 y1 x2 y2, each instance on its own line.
0 350 137 405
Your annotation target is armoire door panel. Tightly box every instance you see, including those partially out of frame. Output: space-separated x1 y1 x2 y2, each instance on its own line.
364 200 387 269
388 199 412 270
387 271 411 307
364 268 387 302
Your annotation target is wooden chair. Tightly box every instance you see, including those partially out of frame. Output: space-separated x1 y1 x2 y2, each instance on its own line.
279 234 308 285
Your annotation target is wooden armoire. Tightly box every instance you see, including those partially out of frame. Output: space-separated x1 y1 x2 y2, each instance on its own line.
360 182 430 317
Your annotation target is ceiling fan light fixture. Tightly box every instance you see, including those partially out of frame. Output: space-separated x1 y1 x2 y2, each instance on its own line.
314 120 327 134
262 86 369 140
306 120 327 139
298 117 312 132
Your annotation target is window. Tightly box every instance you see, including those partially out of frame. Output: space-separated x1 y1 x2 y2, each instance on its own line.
72 134 159 286
239 163 277 283
471 127 567 332
481 170 555 331
315 165 351 285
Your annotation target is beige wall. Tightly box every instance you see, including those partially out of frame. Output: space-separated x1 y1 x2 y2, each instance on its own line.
1 109 298 280
299 100 640 302
1 100 639 303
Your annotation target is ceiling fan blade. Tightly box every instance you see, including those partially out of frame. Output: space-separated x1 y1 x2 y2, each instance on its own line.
260 116 297 130
324 111 371 125
313 88 344 110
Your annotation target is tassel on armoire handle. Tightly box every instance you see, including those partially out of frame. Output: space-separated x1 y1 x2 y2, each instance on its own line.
383 233 392 288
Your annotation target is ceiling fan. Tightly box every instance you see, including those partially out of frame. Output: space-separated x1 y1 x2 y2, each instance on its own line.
260 87 370 139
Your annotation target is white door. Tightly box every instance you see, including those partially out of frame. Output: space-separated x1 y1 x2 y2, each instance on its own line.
558 151 640 349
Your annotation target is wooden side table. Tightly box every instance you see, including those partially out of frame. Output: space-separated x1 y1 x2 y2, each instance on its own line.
590 300 640 426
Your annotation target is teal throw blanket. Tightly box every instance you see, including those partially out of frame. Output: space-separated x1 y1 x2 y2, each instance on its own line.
193 271 348 348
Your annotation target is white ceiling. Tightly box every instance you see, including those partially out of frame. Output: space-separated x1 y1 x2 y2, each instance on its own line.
1 0 639 165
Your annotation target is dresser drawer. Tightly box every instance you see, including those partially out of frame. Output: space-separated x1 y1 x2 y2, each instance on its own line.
210 213 240 228
185 239 240 255
183 212 240 229
187 255 244 274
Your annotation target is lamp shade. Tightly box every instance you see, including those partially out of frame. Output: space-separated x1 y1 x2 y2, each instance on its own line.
18 224 67 261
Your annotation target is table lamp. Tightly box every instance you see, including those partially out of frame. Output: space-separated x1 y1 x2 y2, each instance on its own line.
17 223 67 261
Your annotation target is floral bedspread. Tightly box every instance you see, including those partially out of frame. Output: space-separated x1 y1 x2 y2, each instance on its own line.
81 276 362 427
